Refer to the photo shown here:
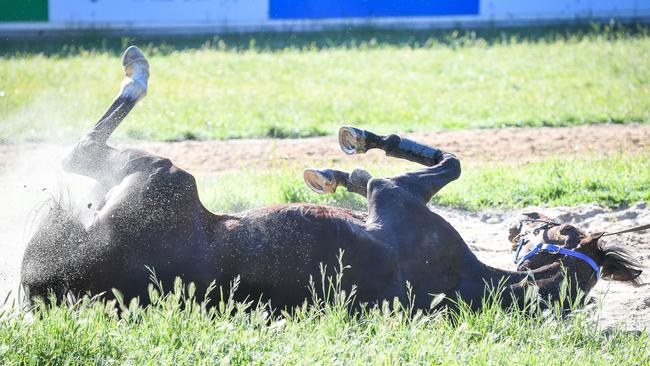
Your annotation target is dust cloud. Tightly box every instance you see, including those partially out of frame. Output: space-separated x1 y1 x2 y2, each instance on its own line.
0 144 96 307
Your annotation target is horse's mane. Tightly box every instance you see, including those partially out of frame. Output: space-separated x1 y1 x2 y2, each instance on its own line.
598 240 644 285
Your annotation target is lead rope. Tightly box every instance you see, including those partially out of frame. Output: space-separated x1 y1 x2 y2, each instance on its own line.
602 223 650 237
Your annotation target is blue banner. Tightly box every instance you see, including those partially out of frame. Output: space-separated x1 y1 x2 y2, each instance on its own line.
269 0 480 19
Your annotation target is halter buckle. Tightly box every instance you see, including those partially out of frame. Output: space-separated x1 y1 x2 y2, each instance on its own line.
544 244 562 255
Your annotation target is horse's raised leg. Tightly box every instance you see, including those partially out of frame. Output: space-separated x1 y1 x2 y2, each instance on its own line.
62 46 149 185
303 168 372 197
59 46 199 229
338 126 460 203
337 127 464 310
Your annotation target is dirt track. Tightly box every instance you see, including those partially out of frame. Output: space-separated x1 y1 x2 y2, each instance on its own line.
1 123 649 174
0 124 648 330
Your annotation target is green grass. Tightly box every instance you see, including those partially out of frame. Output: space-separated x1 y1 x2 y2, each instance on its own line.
198 153 650 213
433 154 650 210
1 276 648 365
1 28 649 142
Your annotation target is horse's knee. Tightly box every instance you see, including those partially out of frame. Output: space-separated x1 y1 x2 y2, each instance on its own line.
146 159 198 197
444 154 461 181
367 177 391 192
166 166 197 192
367 178 403 204
147 158 190 182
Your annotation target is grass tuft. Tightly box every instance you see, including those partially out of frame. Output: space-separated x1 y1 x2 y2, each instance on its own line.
2 269 648 365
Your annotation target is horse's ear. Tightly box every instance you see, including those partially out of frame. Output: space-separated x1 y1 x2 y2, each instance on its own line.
577 232 603 249
585 232 605 240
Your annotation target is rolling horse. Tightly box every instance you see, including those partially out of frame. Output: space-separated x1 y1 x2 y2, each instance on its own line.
21 47 642 310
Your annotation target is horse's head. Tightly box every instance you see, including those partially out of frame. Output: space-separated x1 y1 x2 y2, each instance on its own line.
508 212 643 283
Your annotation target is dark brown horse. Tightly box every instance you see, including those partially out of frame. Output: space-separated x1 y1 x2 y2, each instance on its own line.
21 47 642 311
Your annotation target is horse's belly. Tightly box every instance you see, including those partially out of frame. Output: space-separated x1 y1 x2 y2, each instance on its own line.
216 205 401 305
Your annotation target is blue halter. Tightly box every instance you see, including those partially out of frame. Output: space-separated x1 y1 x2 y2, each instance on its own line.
513 240 601 279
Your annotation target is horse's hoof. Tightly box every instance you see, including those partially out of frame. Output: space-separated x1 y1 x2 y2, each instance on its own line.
303 169 339 194
120 46 149 102
122 46 146 68
339 126 369 155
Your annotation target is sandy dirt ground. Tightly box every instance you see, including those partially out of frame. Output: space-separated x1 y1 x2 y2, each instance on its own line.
0 124 648 330
1 123 649 174
438 202 650 331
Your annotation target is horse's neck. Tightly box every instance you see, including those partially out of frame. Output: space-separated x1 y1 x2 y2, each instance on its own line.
477 260 596 309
